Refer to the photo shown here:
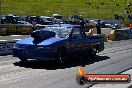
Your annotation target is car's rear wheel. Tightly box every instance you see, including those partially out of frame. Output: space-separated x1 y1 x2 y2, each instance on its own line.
90 48 96 60
55 48 67 64
84 48 96 61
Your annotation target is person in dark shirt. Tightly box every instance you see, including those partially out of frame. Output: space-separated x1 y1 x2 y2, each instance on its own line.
32 19 37 31
80 20 85 29
96 19 101 34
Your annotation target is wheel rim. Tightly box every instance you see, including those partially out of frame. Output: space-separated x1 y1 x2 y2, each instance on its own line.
59 52 65 63
59 57 63 63
93 48 96 55
57 50 66 64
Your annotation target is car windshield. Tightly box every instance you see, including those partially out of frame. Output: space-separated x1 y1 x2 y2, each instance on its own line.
44 27 72 38
47 18 53 21
53 16 62 19
41 17 53 21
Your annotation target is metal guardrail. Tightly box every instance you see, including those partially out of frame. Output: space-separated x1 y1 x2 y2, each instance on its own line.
0 24 32 35
108 28 132 41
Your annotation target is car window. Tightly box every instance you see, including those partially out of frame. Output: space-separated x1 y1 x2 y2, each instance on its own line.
71 29 82 40
53 16 62 19
47 18 53 21
44 27 72 38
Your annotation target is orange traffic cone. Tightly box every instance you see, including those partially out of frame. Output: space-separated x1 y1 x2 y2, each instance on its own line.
107 34 109 40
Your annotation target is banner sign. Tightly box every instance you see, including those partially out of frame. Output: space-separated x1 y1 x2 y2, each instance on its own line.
0 43 6 51
6 42 14 50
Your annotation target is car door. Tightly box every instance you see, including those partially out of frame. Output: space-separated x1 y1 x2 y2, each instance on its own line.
68 28 83 55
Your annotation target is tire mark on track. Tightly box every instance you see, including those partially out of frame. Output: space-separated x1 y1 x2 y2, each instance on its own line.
99 43 132 55
86 48 132 74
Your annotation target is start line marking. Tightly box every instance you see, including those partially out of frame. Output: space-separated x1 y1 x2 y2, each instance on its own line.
10 35 22 36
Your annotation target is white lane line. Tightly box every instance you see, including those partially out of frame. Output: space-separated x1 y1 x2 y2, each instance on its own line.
10 35 22 37
0 40 8 42
12 39 21 41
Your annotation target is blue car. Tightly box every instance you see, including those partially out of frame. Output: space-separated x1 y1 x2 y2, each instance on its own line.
13 24 104 63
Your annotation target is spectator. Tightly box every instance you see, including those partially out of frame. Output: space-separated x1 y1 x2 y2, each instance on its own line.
87 29 93 35
96 19 101 34
128 22 132 36
80 20 85 29
32 19 37 31
130 22 132 30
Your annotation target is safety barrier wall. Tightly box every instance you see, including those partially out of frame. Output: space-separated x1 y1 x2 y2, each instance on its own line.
108 28 132 41
0 24 46 36
0 24 32 35
0 39 19 55
97 28 132 41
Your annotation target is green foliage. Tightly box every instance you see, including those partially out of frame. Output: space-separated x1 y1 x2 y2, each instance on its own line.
1 0 132 19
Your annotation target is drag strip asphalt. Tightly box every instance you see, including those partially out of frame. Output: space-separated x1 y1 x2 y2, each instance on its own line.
0 39 132 88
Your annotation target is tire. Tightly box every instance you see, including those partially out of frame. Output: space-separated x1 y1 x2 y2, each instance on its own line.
90 48 96 60
19 57 27 62
84 48 96 61
55 48 67 64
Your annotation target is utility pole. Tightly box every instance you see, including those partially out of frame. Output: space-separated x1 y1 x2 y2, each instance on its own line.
0 0 1 24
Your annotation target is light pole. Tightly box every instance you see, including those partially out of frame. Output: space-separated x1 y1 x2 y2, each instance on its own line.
0 0 1 24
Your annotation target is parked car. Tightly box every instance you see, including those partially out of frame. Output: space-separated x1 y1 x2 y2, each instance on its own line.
38 16 54 25
112 24 128 29
100 21 107 28
112 24 121 29
4 15 19 24
66 15 84 25
1 14 26 24
1 15 6 24
52 14 64 23
17 21 31 24
13 24 104 63
27 16 53 25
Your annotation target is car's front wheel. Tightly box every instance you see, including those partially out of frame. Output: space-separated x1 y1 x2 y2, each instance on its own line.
55 48 67 64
